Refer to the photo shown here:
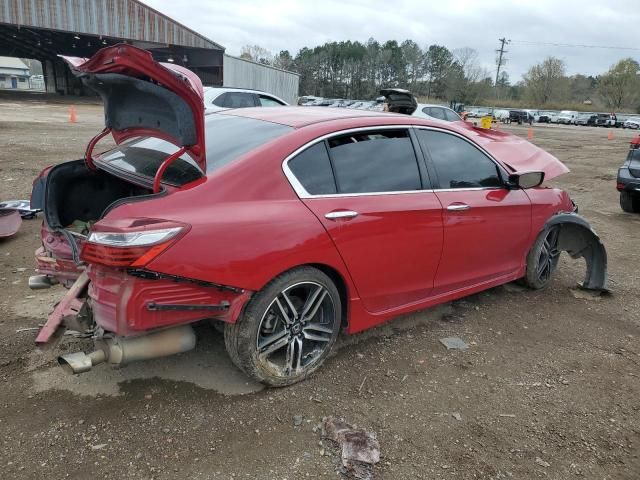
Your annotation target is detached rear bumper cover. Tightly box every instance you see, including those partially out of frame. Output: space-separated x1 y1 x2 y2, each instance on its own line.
88 265 252 336
546 213 608 291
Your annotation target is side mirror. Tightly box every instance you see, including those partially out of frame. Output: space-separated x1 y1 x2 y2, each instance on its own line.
508 171 545 189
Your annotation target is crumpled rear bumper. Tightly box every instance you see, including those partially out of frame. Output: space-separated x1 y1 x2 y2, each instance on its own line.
88 265 252 336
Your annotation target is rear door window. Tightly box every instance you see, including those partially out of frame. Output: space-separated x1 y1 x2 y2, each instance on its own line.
288 143 337 195
327 130 422 193
444 109 461 121
416 130 502 189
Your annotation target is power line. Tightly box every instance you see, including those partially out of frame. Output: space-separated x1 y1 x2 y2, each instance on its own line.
510 40 640 52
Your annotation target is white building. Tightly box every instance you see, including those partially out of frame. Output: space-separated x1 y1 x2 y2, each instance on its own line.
0 57 31 89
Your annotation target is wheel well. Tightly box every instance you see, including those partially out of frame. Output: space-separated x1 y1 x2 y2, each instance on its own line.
307 263 350 330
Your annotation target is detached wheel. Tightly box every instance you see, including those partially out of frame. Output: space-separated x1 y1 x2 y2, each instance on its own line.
620 191 640 213
522 226 561 289
224 267 341 387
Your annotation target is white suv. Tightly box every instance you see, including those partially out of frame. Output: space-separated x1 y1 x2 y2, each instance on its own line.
203 87 288 112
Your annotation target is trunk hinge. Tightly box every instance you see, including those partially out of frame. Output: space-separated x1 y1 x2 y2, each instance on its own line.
152 147 187 193
85 127 112 170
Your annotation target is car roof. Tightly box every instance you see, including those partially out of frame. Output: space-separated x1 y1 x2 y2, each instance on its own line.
416 103 451 109
216 106 412 128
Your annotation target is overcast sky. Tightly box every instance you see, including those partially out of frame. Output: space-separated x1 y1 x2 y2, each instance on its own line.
145 0 640 82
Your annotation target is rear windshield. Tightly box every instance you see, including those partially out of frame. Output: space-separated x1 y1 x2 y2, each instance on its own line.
97 115 293 185
204 114 293 172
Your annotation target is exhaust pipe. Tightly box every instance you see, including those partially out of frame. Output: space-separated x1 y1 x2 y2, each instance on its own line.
29 274 58 290
58 325 196 374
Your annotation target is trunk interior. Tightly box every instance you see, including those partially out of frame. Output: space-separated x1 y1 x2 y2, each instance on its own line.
44 159 154 232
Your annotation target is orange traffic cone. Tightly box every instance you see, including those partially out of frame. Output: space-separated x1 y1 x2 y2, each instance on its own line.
607 130 614 141
527 128 534 140
69 105 77 123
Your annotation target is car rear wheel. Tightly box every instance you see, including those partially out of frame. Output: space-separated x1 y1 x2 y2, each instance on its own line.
522 226 561 289
620 191 640 213
224 267 341 387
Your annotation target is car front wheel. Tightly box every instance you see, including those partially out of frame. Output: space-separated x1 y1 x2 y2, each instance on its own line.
224 267 342 387
620 191 640 213
522 226 561 289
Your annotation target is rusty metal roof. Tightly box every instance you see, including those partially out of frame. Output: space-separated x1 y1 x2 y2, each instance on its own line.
0 0 224 50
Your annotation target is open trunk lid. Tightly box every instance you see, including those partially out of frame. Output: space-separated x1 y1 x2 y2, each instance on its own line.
61 44 206 170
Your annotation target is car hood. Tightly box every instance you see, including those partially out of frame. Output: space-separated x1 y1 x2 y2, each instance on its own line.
61 44 206 170
454 124 570 180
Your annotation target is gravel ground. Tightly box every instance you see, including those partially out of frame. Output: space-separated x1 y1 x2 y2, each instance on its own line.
0 95 638 479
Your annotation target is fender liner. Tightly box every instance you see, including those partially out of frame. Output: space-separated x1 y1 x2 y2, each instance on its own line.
544 213 608 291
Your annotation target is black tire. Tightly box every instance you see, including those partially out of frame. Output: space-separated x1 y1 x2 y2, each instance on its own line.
224 266 342 387
620 191 640 213
522 226 561 289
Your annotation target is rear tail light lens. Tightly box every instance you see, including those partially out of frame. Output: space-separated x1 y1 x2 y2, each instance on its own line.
80 222 187 268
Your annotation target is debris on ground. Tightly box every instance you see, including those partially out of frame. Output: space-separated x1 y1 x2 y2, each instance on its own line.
439 337 469 351
293 414 303 427
322 417 380 480
452 412 462 421
0 200 41 218
0 209 22 238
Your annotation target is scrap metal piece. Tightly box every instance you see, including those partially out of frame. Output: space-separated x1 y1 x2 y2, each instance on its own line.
0 209 22 238
0 200 41 218
36 271 89 344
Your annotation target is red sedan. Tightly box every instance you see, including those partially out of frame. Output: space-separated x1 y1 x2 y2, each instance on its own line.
32 45 607 386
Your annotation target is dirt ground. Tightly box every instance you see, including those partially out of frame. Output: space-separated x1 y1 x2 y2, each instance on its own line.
0 94 639 480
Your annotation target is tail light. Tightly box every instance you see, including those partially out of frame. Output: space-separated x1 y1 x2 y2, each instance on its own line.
80 219 188 268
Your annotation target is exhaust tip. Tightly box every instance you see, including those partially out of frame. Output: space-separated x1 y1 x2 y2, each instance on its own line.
57 352 95 374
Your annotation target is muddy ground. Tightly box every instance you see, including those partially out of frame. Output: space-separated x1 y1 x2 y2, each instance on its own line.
0 94 638 480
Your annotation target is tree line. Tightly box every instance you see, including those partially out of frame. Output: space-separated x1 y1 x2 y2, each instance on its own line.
240 40 640 112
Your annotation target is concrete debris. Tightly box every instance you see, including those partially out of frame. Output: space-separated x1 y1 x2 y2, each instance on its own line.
91 444 108 450
323 417 380 480
439 337 469 351
293 415 303 427
451 412 462 421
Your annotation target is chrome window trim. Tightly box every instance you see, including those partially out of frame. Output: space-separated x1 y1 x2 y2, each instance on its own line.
281 125 509 199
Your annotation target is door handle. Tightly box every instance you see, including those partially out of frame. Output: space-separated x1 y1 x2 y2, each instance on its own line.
325 210 359 220
447 203 471 211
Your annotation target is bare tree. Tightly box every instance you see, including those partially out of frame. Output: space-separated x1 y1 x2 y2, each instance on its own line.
239 45 273 65
523 57 566 105
598 58 640 110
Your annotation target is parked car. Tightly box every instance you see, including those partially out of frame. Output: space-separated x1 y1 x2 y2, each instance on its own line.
493 109 510 122
31 45 607 386
413 104 461 122
575 114 598 126
624 117 640 129
508 110 531 124
203 87 287 112
537 111 553 123
616 135 640 213
298 96 321 105
557 111 578 124
548 112 560 123
380 88 417 115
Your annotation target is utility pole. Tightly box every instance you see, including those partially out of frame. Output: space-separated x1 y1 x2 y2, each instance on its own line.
495 37 510 97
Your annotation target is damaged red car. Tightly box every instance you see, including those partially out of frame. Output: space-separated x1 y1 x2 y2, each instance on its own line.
31 45 607 386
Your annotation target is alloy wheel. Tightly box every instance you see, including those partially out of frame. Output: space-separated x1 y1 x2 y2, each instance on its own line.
255 281 336 376
536 226 560 283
